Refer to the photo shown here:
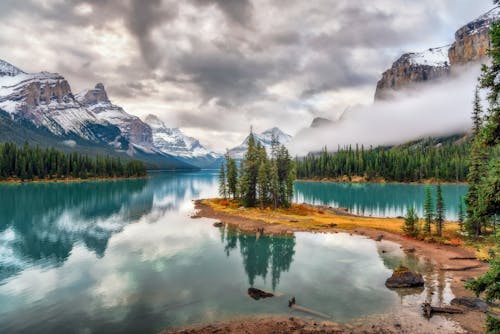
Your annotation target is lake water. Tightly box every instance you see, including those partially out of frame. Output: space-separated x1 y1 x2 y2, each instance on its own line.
295 181 468 219
0 172 464 333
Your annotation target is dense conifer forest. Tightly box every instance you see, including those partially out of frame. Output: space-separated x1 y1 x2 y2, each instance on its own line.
0 142 146 181
296 137 469 182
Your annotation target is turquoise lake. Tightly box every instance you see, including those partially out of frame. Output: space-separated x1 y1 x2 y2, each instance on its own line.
0 171 466 333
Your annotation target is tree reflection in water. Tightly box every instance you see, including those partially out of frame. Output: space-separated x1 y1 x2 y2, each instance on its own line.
219 225 295 290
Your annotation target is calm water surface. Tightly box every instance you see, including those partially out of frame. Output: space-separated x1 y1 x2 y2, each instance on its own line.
295 181 467 219
0 172 463 333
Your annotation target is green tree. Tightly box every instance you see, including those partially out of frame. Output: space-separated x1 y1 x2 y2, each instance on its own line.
435 184 445 237
219 162 227 199
257 161 269 209
403 207 419 237
225 154 238 199
423 185 434 235
458 197 465 230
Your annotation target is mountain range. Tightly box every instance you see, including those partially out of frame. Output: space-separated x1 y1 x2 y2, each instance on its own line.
0 59 292 168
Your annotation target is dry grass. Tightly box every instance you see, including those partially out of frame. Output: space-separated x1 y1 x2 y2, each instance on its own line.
203 198 461 236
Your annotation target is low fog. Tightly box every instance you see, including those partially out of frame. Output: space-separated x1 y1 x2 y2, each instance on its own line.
289 65 482 156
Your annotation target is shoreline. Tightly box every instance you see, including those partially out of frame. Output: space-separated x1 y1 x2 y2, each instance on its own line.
186 199 489 334
0 175 148 185
296 177 468 185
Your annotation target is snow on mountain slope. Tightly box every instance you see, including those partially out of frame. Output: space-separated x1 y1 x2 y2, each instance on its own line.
408 45 450 67
76 83 153 151
145 114 220 160
0 62 105 140
228 127 292 159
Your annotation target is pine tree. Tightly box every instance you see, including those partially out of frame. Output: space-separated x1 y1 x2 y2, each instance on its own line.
435 184 445 237
257 161 268 209
403 207 419 237
458 197 465 230
423 185 434 235
219 162 227 199
225 154 238 199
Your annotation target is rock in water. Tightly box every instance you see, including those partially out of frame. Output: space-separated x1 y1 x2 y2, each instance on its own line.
248 287 274 300
451 297 489 312
385 266 424 288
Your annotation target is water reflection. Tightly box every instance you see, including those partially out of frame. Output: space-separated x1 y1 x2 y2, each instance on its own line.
220 225 295 290
294 181 468 219
0 172 216 283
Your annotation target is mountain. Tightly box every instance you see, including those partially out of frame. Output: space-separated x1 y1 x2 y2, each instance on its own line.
228 127 292 159
375 6 500 101
144 114 222 168
310 117 333 128
76 83 153 152
0 59 195 169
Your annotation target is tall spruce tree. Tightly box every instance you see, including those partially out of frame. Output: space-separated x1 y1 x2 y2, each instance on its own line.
435 184 445 237
466 86 489 238
219 162 227 199
458 197 465 230
225 153 238 199
423 185 434 235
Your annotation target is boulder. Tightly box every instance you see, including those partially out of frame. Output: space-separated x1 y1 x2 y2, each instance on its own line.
451 297 489 312
248 287 274 300
385 267 424 288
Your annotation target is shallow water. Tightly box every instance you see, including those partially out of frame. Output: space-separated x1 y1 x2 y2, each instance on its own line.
0 171 462 333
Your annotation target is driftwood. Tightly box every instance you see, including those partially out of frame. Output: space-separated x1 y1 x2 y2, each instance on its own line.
422 302 463 318
440 264 482 271
449 257 477 260
290 304 331 319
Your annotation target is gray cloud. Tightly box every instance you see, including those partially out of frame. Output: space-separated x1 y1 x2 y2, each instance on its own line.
0 0 495 151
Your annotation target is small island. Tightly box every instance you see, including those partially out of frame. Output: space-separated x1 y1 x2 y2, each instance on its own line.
0 142 147 183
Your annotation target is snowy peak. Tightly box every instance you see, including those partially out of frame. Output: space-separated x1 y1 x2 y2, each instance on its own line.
76 82 110 106
145 114 219 160
0 59 24 77
228 127 292 158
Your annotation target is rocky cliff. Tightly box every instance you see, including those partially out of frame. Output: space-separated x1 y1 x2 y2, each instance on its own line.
375 7 499 101
374 46 451 100
76 83 153 150
449 7 499 65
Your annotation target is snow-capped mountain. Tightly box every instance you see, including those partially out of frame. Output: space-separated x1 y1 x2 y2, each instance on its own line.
228 127 292 159
145 114 222 168
76 83 153 152
0 59 197 169
0 59 116 142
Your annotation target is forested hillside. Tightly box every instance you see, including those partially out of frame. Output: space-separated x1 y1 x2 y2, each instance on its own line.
0 142 146 181
296 136 469 182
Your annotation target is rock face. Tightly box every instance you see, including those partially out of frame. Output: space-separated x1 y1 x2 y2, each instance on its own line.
310 117 333 128
375 7 500 101
0 59 110 141
449 7 500 65
76 83 153 150
374 46 451 100
385 267 424 288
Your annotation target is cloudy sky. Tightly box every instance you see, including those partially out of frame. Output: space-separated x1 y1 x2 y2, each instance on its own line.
0 0 494 151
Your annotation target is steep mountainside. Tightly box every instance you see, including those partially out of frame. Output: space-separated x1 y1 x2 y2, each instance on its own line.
375 7 499 100
145 114 222 168
228 127 292 159
76 83 153 151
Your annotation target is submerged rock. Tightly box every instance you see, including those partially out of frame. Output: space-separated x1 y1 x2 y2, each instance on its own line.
385 266 424 288
213 221 223 227
248 287 274 300
451 296 489 312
